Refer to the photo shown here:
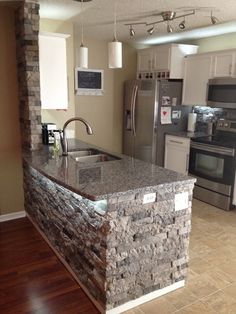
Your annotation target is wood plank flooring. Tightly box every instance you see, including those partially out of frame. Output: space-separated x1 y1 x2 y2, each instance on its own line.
0 217 99 314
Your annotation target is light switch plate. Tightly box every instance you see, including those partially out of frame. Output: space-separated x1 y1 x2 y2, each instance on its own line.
175 192 189 211
143 193 156 204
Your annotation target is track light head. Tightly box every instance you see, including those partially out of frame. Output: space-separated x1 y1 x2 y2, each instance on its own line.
167 23 173 33
179 19 186 30
147 25 155 35
211 11 219 25
129 25 135 37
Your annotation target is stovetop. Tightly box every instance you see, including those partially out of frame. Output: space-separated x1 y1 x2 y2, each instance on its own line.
192 133 236 148
192 119 236 148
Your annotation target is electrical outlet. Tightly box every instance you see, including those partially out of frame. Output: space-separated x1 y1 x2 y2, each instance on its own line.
143 193 156 204
175 192 189 211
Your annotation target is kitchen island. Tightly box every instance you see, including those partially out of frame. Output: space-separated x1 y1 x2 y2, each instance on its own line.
23 139 195 314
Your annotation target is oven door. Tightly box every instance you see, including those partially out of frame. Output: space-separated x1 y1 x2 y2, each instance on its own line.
189 142 235 186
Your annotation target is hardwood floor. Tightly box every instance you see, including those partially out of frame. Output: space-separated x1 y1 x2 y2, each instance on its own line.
0 217 99 314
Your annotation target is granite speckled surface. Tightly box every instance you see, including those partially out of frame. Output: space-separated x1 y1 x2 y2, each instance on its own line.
23 139 195 201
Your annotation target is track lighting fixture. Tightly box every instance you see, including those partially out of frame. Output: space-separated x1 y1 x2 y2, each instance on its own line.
129 25 135 37
147 25 155 35
179 17 186 30
211 11 219 25
125 9 225 36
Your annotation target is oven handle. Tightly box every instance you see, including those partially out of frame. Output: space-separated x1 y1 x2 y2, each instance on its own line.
191 142 235 156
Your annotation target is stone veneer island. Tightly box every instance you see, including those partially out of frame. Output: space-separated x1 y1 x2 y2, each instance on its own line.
23 139 195 314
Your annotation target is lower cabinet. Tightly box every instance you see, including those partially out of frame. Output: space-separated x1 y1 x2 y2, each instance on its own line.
164 135 190 175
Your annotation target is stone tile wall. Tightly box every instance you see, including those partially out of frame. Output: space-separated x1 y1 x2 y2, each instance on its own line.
15 0 42 151
24 162 194 312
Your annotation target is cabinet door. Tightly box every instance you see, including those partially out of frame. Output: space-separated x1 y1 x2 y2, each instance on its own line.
137 49 153 72
39 34 68 109
164 136 190 175
182 55 213 106
213 52 235 77
153 46 170 70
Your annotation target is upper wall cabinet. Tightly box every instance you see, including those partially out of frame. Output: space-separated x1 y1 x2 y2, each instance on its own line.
182 49 236 106
213 51 235 77
182 54 213 106
39 32 70 110
137 44 198 80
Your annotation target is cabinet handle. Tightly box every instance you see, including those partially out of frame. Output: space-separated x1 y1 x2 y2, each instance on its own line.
186 154 189 173
169 139 184 145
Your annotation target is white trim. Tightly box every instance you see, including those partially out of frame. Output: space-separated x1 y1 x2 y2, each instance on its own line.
27 213 185 314
39 31 71 39
0 211 26 222
106 281 185 314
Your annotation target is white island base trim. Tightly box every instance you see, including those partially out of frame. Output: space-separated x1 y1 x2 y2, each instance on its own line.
106 280 185 314
27 213 185 314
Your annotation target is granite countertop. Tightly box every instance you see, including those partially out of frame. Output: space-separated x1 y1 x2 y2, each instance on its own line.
165 131 209 139
23 139 195 201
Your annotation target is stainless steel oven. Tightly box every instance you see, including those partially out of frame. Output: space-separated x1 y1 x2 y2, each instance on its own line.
189 119 236 210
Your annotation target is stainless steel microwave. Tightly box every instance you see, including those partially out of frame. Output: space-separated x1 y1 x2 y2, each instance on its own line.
207 77 236 109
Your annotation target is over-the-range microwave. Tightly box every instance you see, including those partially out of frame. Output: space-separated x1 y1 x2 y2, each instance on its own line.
207 77 236 109
75 68 104 96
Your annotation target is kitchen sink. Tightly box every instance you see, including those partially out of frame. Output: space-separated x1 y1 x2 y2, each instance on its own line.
68 149 121 163
68 149 101 158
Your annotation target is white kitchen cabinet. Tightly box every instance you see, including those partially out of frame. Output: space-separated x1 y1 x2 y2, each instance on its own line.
164 135 190 175
137 44 198 79
182 49 236 106
182 54 213 106
153 45 170 70
39 32 70 110
213 51 235 77
137 49 153 73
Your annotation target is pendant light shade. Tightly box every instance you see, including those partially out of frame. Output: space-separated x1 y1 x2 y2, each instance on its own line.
79 44 88 68
108 1 122 69
108 40 122 68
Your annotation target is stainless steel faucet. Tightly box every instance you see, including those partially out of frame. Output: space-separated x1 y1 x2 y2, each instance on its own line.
60 117 93 156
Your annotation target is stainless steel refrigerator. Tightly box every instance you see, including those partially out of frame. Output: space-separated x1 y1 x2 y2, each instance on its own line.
123 79 191 166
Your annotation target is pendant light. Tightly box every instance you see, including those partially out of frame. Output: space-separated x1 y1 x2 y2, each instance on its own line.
79 0 88 68
108 1 122 69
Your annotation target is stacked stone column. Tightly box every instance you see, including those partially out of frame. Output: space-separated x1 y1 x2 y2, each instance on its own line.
15 0 42 151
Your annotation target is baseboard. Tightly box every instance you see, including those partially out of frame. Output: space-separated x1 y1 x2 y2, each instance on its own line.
106 280 185 314
0 211 26 222
27 213 185 314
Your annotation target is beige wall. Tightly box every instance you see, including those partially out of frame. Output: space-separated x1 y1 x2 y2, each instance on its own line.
40 19 76 131
185 32 236 53
40 20 136 154
74 35 137 153
0 7 24 215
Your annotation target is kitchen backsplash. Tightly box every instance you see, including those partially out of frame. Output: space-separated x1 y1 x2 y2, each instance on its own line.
193 106 225 133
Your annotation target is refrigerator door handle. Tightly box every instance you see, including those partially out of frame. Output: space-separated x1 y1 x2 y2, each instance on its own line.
130 85 135 132
132 85 138 136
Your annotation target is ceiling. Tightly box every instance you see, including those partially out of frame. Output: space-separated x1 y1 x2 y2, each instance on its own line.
39 0 236 44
